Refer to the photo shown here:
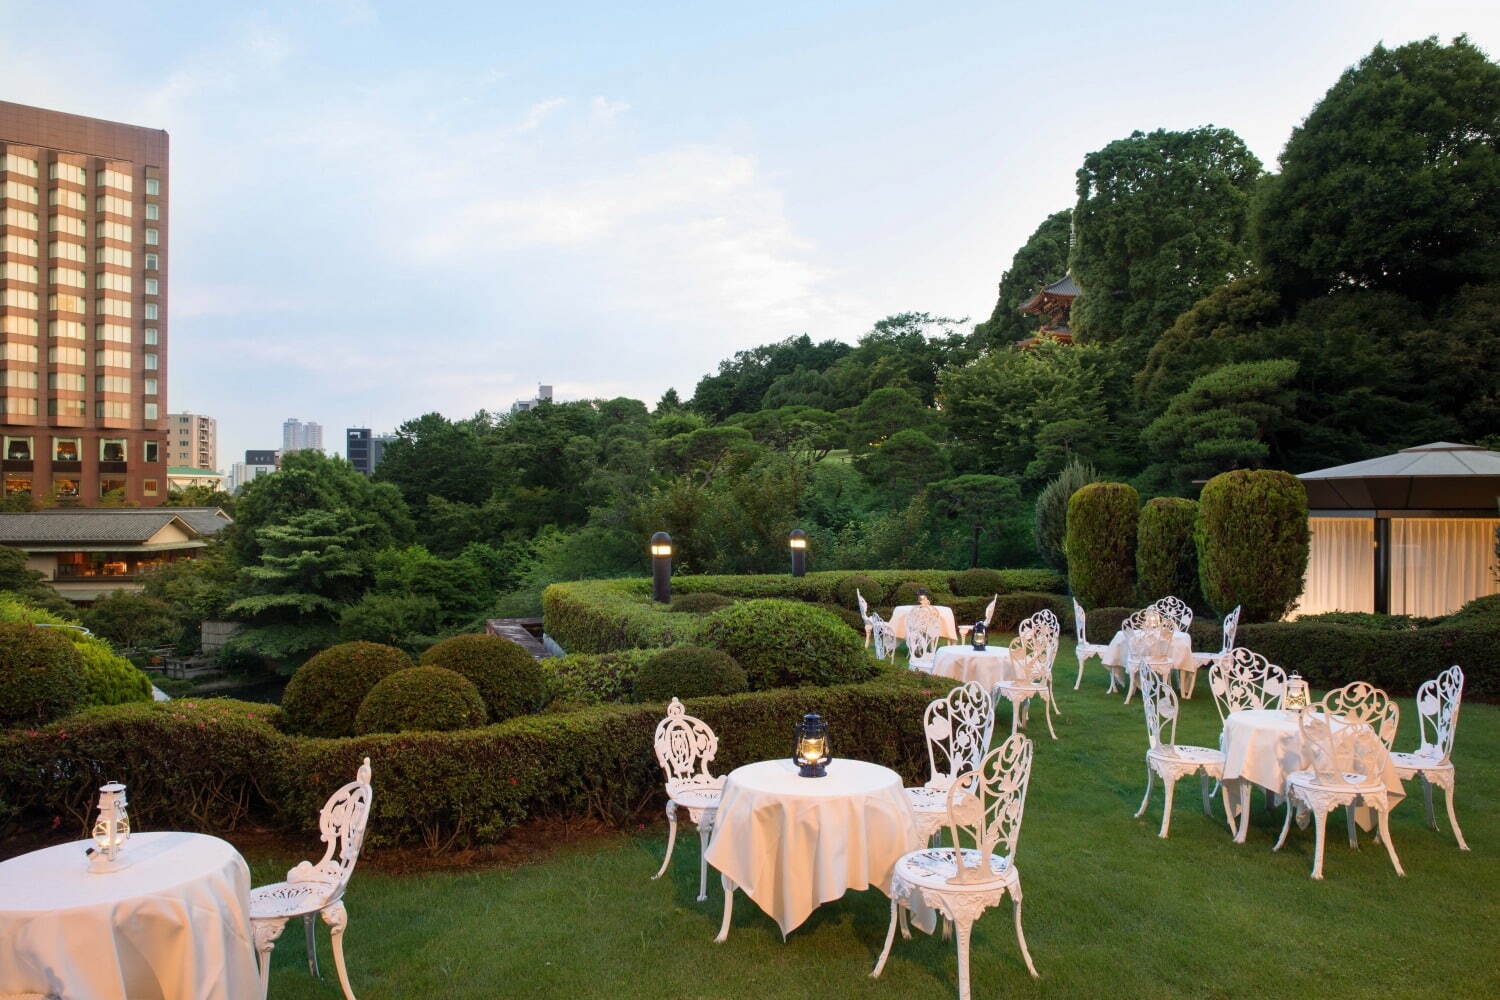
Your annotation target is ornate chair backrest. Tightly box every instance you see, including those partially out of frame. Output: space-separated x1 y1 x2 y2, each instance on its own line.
1007 630 1053 686
906 605 942 664
1299 698 1373 783
944 733 1034 885
289 757 373 903
868 611 895 661
1072 599 1089 645
1219 605 1242 654
1151 596 1193 633
653 698 720 795
1018 609 1061 669
1124 609 1173 667
1414 665 1464 761
1323 681 1399 748
1208 647 1288 721
922 681 995 788
982 594 998 626
1138 667 1179 750
856 588 870 621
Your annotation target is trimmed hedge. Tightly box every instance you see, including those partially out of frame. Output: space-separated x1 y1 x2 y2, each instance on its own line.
355 666 488 734
698 600 877 689
950 592 1073 633
669 592 734 614
948 568 1007 597
833 574 883 609
0 623 87 727
633 647 748 702
540 649 660 707
0 674 952 849
890 582 955 608
0 594 152 708
282 641 411 737
1065 482 1140 607
1196 469 1309 622
1136 497 1200 606
421 634 548 722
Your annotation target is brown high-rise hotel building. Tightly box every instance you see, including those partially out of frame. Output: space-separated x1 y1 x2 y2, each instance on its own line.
0 101 168 506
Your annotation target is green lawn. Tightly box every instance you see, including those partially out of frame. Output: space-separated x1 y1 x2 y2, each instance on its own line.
247 638 1500 999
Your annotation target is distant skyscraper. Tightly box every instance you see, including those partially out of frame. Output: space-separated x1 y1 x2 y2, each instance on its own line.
510 384 554 414
229 449 278 492
345 428 394 476
167 412 216 470
281 418 323 453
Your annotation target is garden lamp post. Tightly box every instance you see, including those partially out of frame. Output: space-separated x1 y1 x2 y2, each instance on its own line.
650 531 673 604
789 528 807 577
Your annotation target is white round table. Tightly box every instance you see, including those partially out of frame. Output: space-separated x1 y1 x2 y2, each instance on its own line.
930 645 1025 688
1099 628 1193 673
703 759 935 940
1220 709 1404 842
0 831 259 1000
889 605 959 641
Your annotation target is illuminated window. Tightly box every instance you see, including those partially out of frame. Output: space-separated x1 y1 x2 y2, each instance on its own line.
2 234 37 255
48 373 84 391
4 180 39 204
96 169 133 192
98 477 126 498
2 316 38 337
48 293 86 313
49 267 85 288
47 398 85 417
52 474 79 497
96 324 131 343
50 215 85 237
50 321 86 339
3 261 38 282
95 298 130 318
3 289 39 310
4 342 39 362
95 195 132 217
50 162 86 185
143 477 159 496
96 246 132 267
3 154 38 178
48 346 84 365
2 396 38 415
3 370 38 389
95 272 131 293
5 473 31 496
144 228 159 246
4 207 38 229
3 436 32 460
52 437 81 461
94 349 131 368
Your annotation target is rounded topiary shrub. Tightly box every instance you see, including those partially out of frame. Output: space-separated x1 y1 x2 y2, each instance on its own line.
282 641 412 737
421 633 547 722
1136 497 1200 605
949 568 1005 597
670 592 734 614
1196 469 1309 623
0 622 88 727
1064 482 1139 608
699 599 876 689
633 646 749 702
833 574 883 610
817 603 869 633
354 666 488 734
889 582 954 608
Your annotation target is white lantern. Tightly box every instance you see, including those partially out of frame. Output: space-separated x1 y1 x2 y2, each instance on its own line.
88 781 131 873
1284 674 1311 714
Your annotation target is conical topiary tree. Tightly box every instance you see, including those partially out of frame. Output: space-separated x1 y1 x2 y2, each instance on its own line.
1136 497 1201 606
1034 458 1102 574
1064 482 1139 608
1195 469 1309 622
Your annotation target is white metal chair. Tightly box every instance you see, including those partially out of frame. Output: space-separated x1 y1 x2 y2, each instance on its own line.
992 626 1058 741
1207 647 1287 722
1186 605 1240 698
1274 696 1404 879
858 589 897 662
905 682 996 844
872 734 1040 998
958 594 999 644
1019 609 1062 716
1392 665 1468 850
1151 595 1193 633
905 605 943 673
651 697 725 902
1122 609 1175 705
1323 681 1400 748
1071 599 1114 691
251 757 373 1000
1134 669 1233 839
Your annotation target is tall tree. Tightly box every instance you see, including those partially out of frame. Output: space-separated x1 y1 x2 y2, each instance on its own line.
972 208 1073 349
1071 127 1262 352
1257 36 1500 305
928 475 1022 568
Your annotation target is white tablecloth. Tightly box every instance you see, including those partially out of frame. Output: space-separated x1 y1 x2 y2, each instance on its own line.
889 605 959 641
930 645 1025 688
0 831 258 1000
703 759 934 937
1220 709 1405 839
1100 629 1193 672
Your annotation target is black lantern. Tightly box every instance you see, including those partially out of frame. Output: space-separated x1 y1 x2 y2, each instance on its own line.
650 531 673 604
789 528 807 577
971 621 987 650
792 713 832 777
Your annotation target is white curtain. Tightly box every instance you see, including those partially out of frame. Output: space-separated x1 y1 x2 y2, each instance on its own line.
1296 518 1374 617
1391 518 1500 618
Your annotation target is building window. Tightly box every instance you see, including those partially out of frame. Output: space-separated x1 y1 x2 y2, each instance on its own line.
3 234 38 255
96 324 131 344
50 320 87 340
144 377 158 395
4 436 33 460
2 396 38 415
144 441 160 462
144 328 159 345
47 293 86 313
143 478 159 496
49 346 84 365
4 261 39 282
145 178 159 196
50 162 86 185
143 303 158 320
144 228 159 246
48 188 85 211
144 353 158 370
96 169 133 192
145 203 159 221
4 180 39 204
48 398 85 417
3 316 38 337
144 277 159 295
96 298 130 318
96 375 131 393
96 272 132 293
96 400 131 419
48 214 84 236
50 267 85 288
3 370 39 389
52 475 79 497
4 342 40 362
52 437 80 461
144 402 158 421
94 349 131 368
95 195 132 218
3 154 39 177
95 220 132 242
96 245 132 267
48 372 84 391
99 438 127 462
50 241 86 263
3 289 39 309
99 477 127 499
5 473 32 497
145 253 159 271
4 207 39 229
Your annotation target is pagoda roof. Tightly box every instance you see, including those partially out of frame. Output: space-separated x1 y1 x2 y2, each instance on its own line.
1019 274 1080 314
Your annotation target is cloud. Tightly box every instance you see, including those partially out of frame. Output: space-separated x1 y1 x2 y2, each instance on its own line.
517 97 569 131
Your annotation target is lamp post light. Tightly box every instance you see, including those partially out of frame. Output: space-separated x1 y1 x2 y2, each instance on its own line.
789 528 807 578
650 531 673 604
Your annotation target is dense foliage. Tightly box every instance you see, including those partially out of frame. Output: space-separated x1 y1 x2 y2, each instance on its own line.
0 622 87 726
0 594 154 707
354 666 489 734
281 641 411 737
1064 483 1139 607
697 599 876 690
632 647 749 702
1136 498 1201 605
1195 470 1310 622
420 634 549 723
81 591 180 651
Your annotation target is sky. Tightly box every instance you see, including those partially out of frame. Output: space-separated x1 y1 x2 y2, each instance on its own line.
2 1 1498 466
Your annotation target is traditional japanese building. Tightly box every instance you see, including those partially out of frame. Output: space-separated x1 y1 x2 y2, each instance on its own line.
1016 274 1079 348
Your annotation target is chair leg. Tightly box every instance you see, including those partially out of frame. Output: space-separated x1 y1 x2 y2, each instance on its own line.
953 915 976 1000
1376 806 1405 877
652 800 677 880
1182 669 1196 699
1012 887 1039 979
1199 773 1212 816
1010 697 1022 736
870 897 900 978
1135 764 1155 819
1346 807 1359 850
1237 782 1253 843
322 902 356 1000
1049 677 1061 716
1042 693 1057 740
1158 775 1177 839
1444 784 1470 851
696 821 711 902
898 900 912 940
251 917 288 1000
1124 670 1137 704
1074 653 1086 691
1420 774 1436 829
1273 796 1293 852
304 913 321 978
1310 809 1329 879
714 881 734 943
1219 780 1236 836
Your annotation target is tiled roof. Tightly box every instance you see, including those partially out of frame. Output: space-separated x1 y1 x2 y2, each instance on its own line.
0 507 231 544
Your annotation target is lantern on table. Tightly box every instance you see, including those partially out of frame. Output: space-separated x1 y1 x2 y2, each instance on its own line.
88 781 131 873
970 621 987 651
792 713 832 777
1284 674 1310 713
